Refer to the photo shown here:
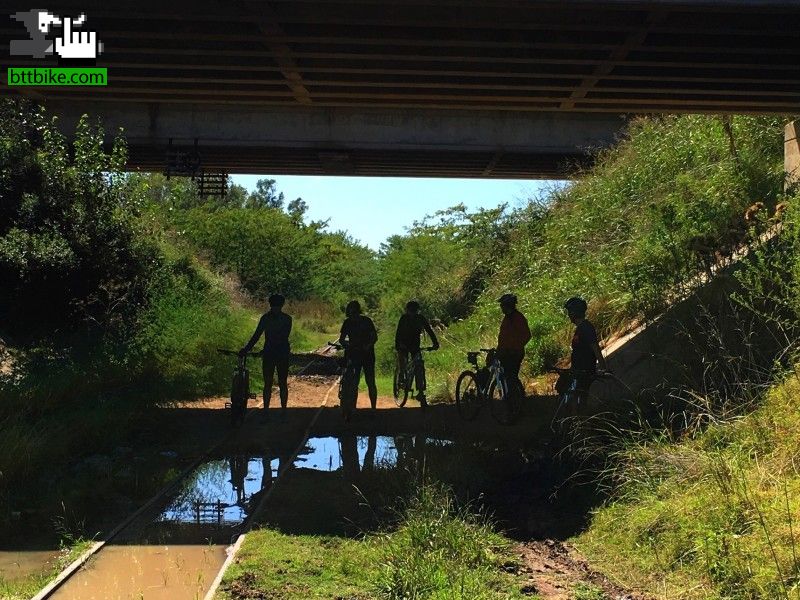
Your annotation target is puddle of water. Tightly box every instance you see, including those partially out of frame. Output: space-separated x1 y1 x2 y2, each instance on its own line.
47 456 276 600
296 435 453 473
0 549 59 581
160 457 277 525
40 435 462 598
48 544 226 600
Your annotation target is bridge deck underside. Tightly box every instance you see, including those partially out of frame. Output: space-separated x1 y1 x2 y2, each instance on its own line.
2 0 799 177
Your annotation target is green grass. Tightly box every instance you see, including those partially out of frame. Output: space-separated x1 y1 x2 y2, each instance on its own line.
219 484 534 600
220 531 376 599
575 370 800 600
572 582 609 600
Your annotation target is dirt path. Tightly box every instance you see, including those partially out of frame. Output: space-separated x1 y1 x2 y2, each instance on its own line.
183 376 401 411
516 540 646 599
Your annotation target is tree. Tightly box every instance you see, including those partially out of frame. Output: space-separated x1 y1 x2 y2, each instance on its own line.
0 99 161 342
246 178 284 209
286 197 308 225
224 182 249 208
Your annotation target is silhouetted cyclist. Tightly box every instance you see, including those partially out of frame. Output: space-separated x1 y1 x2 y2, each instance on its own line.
395 300 440 407
562 296 608 416
240 293 292 422
497 293 531 396
337 300 379 414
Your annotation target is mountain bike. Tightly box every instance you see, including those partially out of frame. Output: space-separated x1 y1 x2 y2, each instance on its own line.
393 347 435 407
218 349 260 426
455 348 523 425
327 342 359 422
547 367 630 432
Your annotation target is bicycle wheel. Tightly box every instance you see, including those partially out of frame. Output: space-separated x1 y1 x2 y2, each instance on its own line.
230 370 247 427
587 373 635 413
392 364 410 407
339 369 356 419
488 378 515 425
455 371 481 421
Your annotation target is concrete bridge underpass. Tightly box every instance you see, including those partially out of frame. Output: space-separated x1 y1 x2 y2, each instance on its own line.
1 0 799 178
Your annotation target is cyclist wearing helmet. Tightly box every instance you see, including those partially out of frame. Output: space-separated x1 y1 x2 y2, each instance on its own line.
497 293 531 395
337 300 379 412
395 300 440 407
240 293 293 422
563 296 608 414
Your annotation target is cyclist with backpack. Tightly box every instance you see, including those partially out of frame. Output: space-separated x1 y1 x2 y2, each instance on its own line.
337 300 379 414
561 296 608 416
394 300 440 407
240 293 292 423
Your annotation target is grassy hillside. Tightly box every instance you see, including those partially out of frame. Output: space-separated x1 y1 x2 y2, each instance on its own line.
376 115 789 398
576 368 800 599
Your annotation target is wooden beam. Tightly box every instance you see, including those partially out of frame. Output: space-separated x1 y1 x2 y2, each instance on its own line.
99 75 800 97
24 90 799 113
230 1 312 104
562 10 668 109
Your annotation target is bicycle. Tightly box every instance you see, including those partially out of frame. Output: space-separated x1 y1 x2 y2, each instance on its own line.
455 348 523 425
393 347 435 407
547 367 629 432
327 341 359 421
217 349 260 426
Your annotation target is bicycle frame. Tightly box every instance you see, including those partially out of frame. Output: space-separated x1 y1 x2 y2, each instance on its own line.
549 367 596 431
394 348 430 407
488 358 508 400
455 347 521 425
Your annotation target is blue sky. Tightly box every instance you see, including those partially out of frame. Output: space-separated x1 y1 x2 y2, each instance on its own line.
230 175 561 250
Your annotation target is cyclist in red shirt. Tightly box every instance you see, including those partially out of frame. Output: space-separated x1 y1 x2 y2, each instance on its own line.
496 293 531 396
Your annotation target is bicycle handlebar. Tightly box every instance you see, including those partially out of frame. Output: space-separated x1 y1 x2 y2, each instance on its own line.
217 348 261 357
547 366 613 377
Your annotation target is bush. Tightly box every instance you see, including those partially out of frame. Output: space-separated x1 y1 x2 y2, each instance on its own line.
0 100 158 346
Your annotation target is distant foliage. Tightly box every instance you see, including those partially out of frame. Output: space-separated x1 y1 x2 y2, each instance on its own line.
132 173 382 311
379 204 515 324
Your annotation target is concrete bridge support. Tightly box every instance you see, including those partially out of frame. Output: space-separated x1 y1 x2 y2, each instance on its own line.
786 121 800 189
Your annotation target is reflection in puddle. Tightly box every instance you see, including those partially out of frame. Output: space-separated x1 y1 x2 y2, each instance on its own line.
296 435 452 473
160 457 278 525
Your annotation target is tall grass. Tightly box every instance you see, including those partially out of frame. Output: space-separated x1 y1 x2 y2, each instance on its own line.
577 370 800 599
374 483 524 599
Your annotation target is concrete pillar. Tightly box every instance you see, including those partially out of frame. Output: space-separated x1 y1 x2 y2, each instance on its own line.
786 120 800 189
